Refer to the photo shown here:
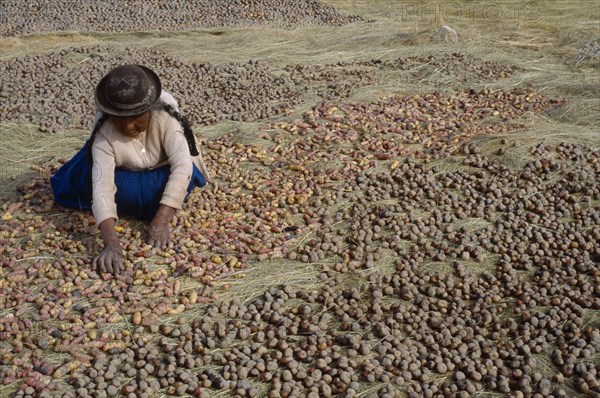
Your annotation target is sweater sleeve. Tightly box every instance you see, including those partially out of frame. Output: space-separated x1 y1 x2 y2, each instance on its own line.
91 132 118 226
160 117 193 210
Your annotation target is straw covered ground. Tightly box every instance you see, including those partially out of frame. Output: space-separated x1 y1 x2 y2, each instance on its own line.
0 1 599 398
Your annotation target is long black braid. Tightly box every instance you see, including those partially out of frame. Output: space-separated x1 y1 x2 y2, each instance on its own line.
163 104 200 156
87 113 109 165
86 104 199 165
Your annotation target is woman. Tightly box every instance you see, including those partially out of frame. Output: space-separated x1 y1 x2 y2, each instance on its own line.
51 64 210 275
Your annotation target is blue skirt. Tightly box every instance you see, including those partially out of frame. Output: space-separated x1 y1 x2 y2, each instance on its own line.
50 141 206 221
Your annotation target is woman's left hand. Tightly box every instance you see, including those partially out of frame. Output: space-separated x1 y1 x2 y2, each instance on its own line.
148 205 176 249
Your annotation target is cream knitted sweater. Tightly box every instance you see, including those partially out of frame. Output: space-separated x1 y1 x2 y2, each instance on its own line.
91 94 209 226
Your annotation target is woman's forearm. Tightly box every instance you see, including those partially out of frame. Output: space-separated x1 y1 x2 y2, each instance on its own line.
98 218 119 246
154 204 176 223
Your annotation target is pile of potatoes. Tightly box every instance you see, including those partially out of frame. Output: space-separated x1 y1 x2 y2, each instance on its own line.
0 46 297 132
0 0 364 37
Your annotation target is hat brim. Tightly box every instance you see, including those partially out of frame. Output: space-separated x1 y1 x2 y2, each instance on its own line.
95 65 162 117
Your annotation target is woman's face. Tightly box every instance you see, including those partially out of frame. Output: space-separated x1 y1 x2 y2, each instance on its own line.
111 112 150 138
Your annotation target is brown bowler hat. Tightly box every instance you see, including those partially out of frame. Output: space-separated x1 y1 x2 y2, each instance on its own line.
95 64 162 117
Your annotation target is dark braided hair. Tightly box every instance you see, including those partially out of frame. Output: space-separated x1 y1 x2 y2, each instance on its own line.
163 104 200 156
87 104 199 165
87 113 109 165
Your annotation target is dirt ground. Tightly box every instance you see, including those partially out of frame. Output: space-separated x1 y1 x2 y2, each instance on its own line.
0 1 598 397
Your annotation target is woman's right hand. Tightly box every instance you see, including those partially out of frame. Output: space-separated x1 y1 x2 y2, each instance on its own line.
93 242 123 275
96 218 123 275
